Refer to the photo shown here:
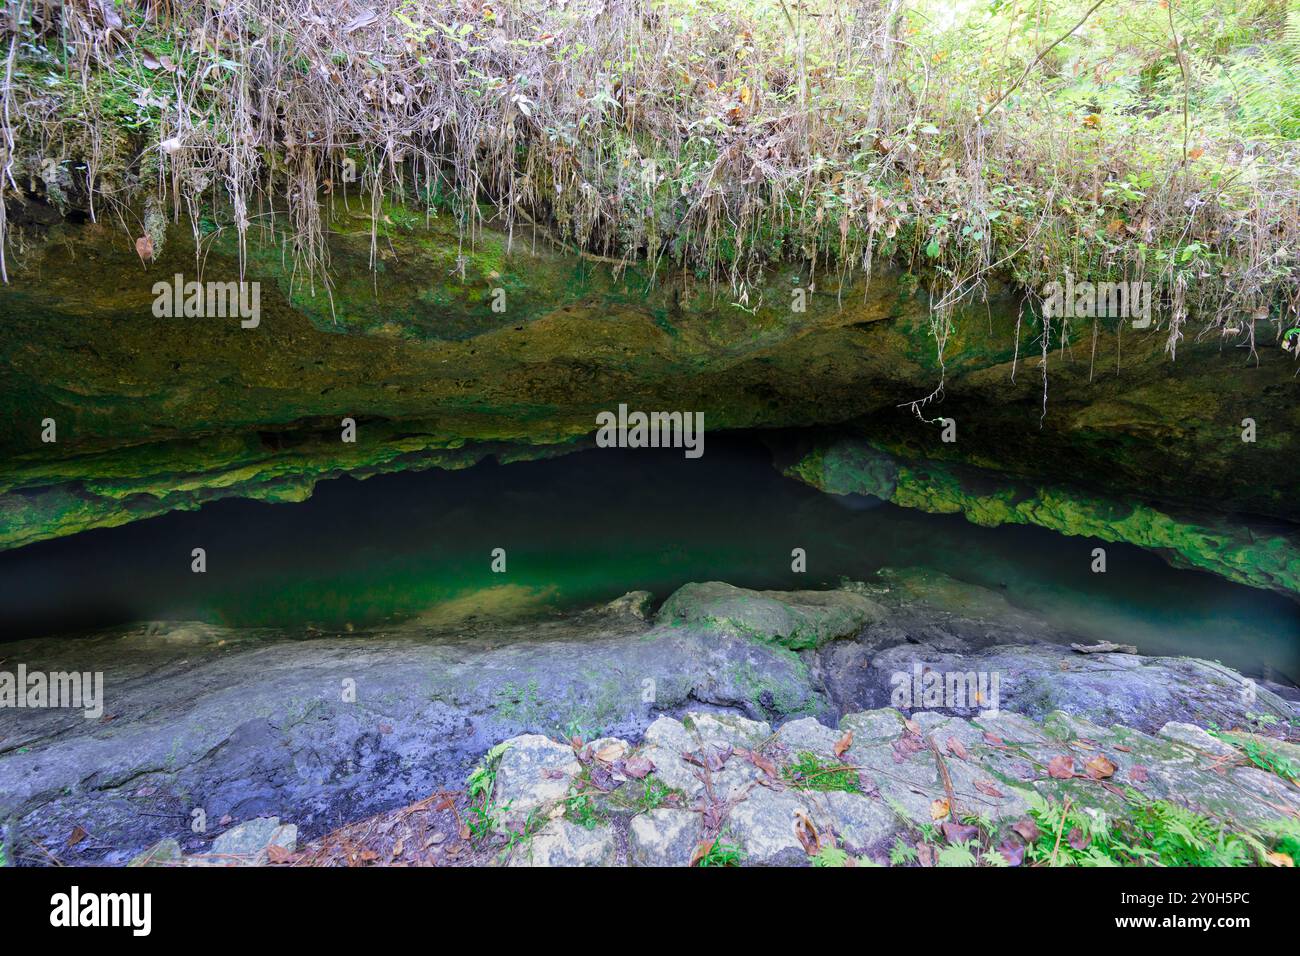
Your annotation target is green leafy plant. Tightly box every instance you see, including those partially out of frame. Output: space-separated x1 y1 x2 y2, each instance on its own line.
696 839 745 867
564 792 607 830
811 846 852 867
1021 792 1255 867
464 742 510 841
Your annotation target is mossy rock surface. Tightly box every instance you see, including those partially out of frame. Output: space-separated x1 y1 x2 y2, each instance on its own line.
655 581 884 650
787 438 1300 598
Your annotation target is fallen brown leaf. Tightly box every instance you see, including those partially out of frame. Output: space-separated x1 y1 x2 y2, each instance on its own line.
941 821 978 844
595 742 624 763
746 749 779 780
622 755 655 779
1011 818 1040 843
834 730 853 759
998 839 1025 866
793 808 821 855
1047 755 1076 779
267 844 295 864
1084 754 1117 780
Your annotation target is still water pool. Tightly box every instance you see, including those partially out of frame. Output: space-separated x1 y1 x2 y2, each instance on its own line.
1 435 1296 683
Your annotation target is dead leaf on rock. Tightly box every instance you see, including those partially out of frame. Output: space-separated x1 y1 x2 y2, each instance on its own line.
1067 827 1090 851
704 745 733 772
904 717 922 735
834 731 853 758
1128 765 1149 783
1011 818 1040 843
595 742 624 763
266 844 295 864
745 749 779 780
1084 754 1117 780
1047 755 1076 779
622 755 655 779
1266 852 1294 867
793 808 821 854
941 821 978 844
892 733 925 763
930 797 951 821
982 732 1004 747
973 779 1004 798
998 839 1025 866
947 736 969 760
66 825 88 848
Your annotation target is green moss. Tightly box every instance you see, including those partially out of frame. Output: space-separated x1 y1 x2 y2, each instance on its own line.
787 439 1300 597
782 751 860 792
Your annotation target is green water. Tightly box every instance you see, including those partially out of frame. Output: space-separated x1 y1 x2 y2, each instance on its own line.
1 435 1296 684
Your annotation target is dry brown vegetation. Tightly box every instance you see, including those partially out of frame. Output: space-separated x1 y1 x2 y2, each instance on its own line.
3 0 1300 373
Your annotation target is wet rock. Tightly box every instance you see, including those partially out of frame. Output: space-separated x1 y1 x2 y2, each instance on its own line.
628 809 700 867
861 641 1296 734
0 600 824 863
4 575 1297 866
207 817 297 865
604 591 654 621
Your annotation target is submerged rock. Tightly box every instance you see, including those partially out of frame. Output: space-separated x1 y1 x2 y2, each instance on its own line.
656 581 883 649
